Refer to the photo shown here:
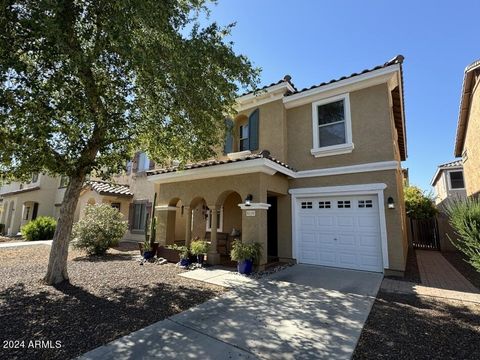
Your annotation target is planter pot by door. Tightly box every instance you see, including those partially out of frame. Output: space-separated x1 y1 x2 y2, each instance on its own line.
237 259 253 275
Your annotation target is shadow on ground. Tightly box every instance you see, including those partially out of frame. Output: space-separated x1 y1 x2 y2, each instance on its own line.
353 290 480 359
0 281 218 360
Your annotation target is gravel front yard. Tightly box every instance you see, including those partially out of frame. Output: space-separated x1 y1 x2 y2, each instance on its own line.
0 245 224 360
353 290 480 359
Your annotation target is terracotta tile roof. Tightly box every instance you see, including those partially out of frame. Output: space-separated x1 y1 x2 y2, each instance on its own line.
85 180 133 196
147 150 295 176
438 160 463 168
239 76 297 97
285 55 404 97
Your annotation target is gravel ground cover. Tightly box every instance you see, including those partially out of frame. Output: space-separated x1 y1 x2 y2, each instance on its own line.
0 245 224 360
353 290 480 359
442 251 480 291
0 235 24 243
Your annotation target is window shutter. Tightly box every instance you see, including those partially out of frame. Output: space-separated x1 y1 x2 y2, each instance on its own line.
223 118 234 154
248 109 259 151
128 203 134 230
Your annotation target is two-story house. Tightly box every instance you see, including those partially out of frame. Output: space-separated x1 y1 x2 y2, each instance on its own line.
454 59 480 197
0 152 155 240
148 56 408 275
431 160 466 208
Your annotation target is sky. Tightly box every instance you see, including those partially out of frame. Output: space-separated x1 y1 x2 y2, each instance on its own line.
203 0 479 192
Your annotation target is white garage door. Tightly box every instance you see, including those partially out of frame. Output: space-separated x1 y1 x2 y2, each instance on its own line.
296 195 383 272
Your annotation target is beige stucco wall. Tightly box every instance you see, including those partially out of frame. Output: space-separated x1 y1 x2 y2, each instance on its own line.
462 79 480 197
286 84 395 170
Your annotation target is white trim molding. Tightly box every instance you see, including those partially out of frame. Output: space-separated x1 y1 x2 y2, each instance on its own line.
289 183 390 270
155 205 177 211
236 82 296 112
284 64 400 109
227 150 252 160
295 160 400 178
238 202 271 210
311 93 353 157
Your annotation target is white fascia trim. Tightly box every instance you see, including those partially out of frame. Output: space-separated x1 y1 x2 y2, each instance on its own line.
295 160 399 178
311 143 354 158
227 150 252 160
155 205 177 211
238 202 271 210
284 65 400 109
147 158 289 184
430 165 463 186
289 182 389 270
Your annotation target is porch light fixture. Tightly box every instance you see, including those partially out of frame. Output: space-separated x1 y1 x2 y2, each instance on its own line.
245 194 253 206
387 197 395 209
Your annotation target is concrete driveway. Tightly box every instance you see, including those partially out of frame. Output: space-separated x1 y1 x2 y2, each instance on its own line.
80 265 382 360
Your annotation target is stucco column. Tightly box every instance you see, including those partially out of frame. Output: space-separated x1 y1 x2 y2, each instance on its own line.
155 205 177 246
207 205 220 265
184 206 192 247
239 203 270 269
155 209 169 246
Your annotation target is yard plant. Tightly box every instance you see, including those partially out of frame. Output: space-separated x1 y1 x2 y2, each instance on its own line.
0 0 258 284
404 185 437 220
190 240 209 256
230 240 262 264
445 198 480 272
21 216 57 241
72 204 127 256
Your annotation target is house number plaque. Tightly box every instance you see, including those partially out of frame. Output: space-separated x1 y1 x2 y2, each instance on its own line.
246 210 256 217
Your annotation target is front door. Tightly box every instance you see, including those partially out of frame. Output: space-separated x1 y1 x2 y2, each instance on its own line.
267 196 278 258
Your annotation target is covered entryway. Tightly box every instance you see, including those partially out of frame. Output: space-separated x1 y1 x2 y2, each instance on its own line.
293 191 385 272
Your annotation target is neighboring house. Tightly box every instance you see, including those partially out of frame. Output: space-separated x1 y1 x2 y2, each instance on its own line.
431 160 466 208
0 151 155 240
454 59 480 197
148 55 408 275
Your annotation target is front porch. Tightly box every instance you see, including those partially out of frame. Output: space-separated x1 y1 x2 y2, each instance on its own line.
151 171 290 268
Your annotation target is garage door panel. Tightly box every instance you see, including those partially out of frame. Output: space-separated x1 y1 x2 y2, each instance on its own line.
296 195 383 272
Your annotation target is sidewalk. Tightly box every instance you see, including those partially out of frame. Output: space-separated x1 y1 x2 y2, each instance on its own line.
0 240 52 248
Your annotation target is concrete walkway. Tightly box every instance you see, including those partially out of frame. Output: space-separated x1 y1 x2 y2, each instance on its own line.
80 265 383 360
178 266 255 287
0 240 52 248
416 250 479 293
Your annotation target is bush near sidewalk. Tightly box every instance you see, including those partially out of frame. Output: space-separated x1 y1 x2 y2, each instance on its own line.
446 198 480 272
21 216 57 241
72 204 127 256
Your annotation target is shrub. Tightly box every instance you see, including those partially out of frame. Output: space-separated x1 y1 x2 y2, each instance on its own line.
72 204 127 255
404 185 437 220
445 198 480 272
230 240 262 264
165 244 190 260
190 240 209 255
21 216 56 241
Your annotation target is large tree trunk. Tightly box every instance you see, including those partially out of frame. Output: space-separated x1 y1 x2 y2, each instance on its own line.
44 173 86 285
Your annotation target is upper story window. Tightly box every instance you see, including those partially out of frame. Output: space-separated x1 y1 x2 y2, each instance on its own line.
448 171 465 189
311 94 353 158
239 124 249 151
31 173 39 183
59 176 69 188
137 152 150 172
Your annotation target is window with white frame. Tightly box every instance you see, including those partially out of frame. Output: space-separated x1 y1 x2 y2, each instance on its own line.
137 152 150 172
449 171 465 189
239 124 249 151
206 207 223 232
311 94 353 157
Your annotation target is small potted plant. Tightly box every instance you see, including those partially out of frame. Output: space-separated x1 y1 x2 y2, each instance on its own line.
230 240 262 275
142 238 154 260
190 240 209 265
178 245 190 267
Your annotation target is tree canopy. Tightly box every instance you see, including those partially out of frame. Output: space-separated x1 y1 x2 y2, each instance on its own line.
404 185 437 220
0 0 259 284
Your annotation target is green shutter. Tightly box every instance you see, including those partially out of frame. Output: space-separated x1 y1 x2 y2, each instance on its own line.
248 109 259 151
223 118 234 154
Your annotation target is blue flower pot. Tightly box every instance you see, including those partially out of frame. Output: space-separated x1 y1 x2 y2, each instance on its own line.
143 251 154 260
180 258 190 267
237 259 253 275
